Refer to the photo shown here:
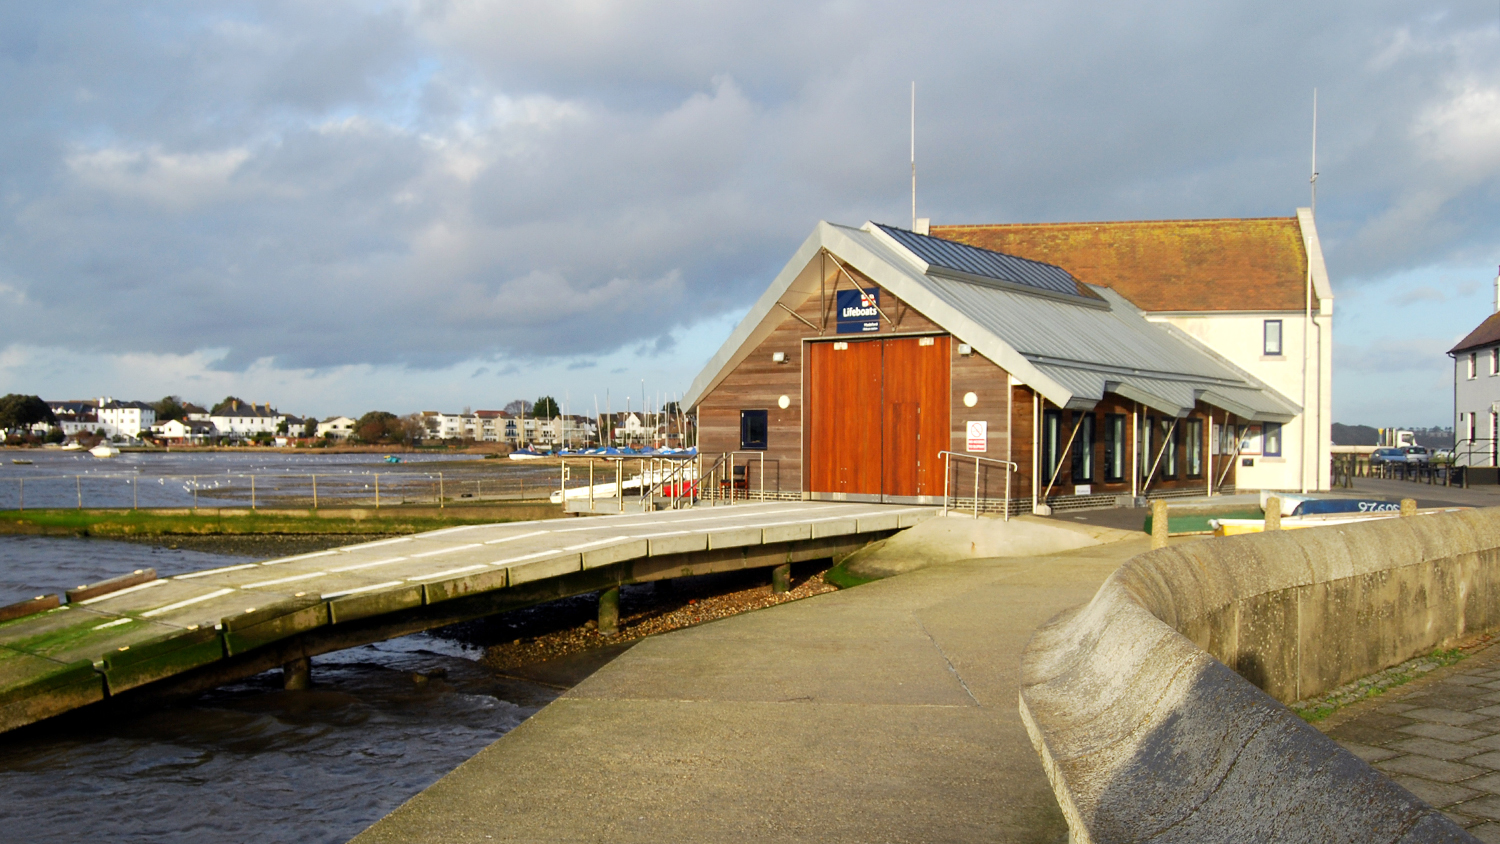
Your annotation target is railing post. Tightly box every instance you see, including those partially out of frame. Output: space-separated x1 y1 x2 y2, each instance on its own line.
760 452 765 502
132 475 138 510
17 478 22 511
973 457 980 519
374 473 379 509
251 474 256 510
438 472 444 508
192 475 197 510
311 474 317 509
77 475 82 510
942 452 950 516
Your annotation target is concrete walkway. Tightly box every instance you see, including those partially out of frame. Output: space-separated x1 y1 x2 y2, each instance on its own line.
353 531 1152 843
1322 640 1500 842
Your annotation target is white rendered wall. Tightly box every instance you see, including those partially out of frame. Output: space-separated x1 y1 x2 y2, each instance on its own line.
1154 309 1331 492
1454 344 1500 466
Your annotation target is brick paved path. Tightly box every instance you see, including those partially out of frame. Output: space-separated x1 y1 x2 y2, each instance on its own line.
1322 640 1500 840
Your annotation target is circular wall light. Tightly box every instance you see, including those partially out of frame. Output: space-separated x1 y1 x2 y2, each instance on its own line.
778 395 791 409
963 392 978 407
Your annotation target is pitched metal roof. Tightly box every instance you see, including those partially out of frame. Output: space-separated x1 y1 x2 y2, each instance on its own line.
684 221 1298 422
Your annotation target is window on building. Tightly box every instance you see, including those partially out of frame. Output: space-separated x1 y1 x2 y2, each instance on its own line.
1104 414 1126 482
1141 415 1156 479
1041 410 1063 484
1470 352 1478 380
1492 411 1498 467
1492 347 1499 375
1185 419 1203 478
1264 421 1282 457
739 410 768 450
1161 419 1179 479
1263 320 1283 356
1071 413 1095 484
1467 412 1477 444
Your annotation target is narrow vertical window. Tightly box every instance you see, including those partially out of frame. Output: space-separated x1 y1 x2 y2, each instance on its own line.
1264 422 1282 457
1263 320 1283 356
1041 410 1063 483
1470 352 1478 380
739 410 768 450
1104 414 1125 482
1185 419 1203 478
1142 415 1156 479
1491 347 1498 375
1161 419 1179 479
1071 414 1095 484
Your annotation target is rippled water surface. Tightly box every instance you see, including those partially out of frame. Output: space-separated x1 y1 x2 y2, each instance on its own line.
0 536 558 844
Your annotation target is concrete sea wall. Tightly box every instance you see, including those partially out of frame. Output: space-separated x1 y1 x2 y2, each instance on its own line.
1019 508 1500 843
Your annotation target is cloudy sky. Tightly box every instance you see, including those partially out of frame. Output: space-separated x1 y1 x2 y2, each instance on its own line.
2 2 1498 426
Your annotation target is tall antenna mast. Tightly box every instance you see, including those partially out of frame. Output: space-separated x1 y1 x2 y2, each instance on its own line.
1310 88 1319 215
910 81 916 230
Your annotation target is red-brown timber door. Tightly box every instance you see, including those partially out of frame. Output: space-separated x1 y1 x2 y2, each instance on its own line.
882 336 951 497
807 339 882 495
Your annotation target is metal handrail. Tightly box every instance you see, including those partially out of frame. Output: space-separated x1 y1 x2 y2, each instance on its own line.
938 451 1018 520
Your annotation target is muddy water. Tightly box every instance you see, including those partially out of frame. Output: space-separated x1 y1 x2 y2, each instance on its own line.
0 536 563 844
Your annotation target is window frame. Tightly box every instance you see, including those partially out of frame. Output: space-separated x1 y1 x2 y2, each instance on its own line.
1161 419 1179 479
1491 347 1499 376
1470 352 1478 380
1041 409 1063 484
1104 413 1126 483
1263 319 1283 356
1070 413 1096 485
738 409 768 451
1185 418 1204 478
1263 421 1283 457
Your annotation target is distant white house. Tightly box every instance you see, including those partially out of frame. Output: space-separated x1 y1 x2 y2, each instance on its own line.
209 400 284 439
1450 274 1500 468
316 416 356 440
151 418 216 444
96 398 156 438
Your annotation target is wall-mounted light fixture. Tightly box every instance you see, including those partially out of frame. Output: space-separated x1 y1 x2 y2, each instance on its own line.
778 395 791 409
963 392 978 408
772 352 786 363
957 343 972 356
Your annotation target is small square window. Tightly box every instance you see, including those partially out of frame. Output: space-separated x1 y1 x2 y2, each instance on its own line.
739 410 768 450
1263 320 1283 356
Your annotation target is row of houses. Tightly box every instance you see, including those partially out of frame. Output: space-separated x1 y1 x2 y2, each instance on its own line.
417 410 690 448
38 398 358 444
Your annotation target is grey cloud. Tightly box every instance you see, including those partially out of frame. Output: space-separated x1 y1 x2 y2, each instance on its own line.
2 1 1499 379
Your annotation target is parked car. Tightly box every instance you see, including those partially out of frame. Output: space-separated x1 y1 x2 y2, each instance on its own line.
1370 447 1406 465
1402 446 1432 464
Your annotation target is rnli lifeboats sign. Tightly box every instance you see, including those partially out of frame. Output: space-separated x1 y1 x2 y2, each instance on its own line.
836 288 881 334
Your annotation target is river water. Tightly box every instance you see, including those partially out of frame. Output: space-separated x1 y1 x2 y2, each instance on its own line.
0 535 566 844
0 449 569 509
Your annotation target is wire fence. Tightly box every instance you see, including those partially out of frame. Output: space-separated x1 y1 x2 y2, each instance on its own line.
0 470 565 511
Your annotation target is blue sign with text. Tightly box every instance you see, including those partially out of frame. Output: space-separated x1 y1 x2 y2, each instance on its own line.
836 288 880 334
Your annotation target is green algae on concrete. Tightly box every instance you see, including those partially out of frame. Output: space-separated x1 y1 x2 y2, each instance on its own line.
0 504 562 539
1141 507 1262 536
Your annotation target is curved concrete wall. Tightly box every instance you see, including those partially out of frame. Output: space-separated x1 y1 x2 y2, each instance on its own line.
1019 508 1500 843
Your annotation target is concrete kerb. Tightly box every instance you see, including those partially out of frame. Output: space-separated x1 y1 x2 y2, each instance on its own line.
1019 509 1500 843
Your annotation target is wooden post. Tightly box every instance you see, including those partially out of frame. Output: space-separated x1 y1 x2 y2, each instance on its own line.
1265 496 1281 531
251 474 256 510
1401 497 1417 517
772 563 791 594
77 475 82 510
311 474 317 509
375 473 379 508
598 586 620 635
283 657 311 690
438 473 444 508
1150 499 1169 548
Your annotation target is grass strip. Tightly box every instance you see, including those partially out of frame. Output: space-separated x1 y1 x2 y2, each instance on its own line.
0 508 552 538
1290 646 1471 723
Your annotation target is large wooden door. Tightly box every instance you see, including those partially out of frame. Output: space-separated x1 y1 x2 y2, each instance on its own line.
807 335 950 499
882 336 951 497
807 339 882 495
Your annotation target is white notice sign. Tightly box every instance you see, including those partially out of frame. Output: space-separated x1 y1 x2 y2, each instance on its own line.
966 421 987 453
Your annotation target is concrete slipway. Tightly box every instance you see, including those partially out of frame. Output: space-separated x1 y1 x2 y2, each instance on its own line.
0 502 936 734
354 516 1141 843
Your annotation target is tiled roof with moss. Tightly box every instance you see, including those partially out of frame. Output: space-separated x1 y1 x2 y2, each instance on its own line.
1451 312 1500 355
931 217 1313 312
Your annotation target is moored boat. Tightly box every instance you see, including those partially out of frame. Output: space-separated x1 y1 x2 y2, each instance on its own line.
89 445 120 458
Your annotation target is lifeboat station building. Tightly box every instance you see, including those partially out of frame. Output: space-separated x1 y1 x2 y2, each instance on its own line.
683 214 1332 513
